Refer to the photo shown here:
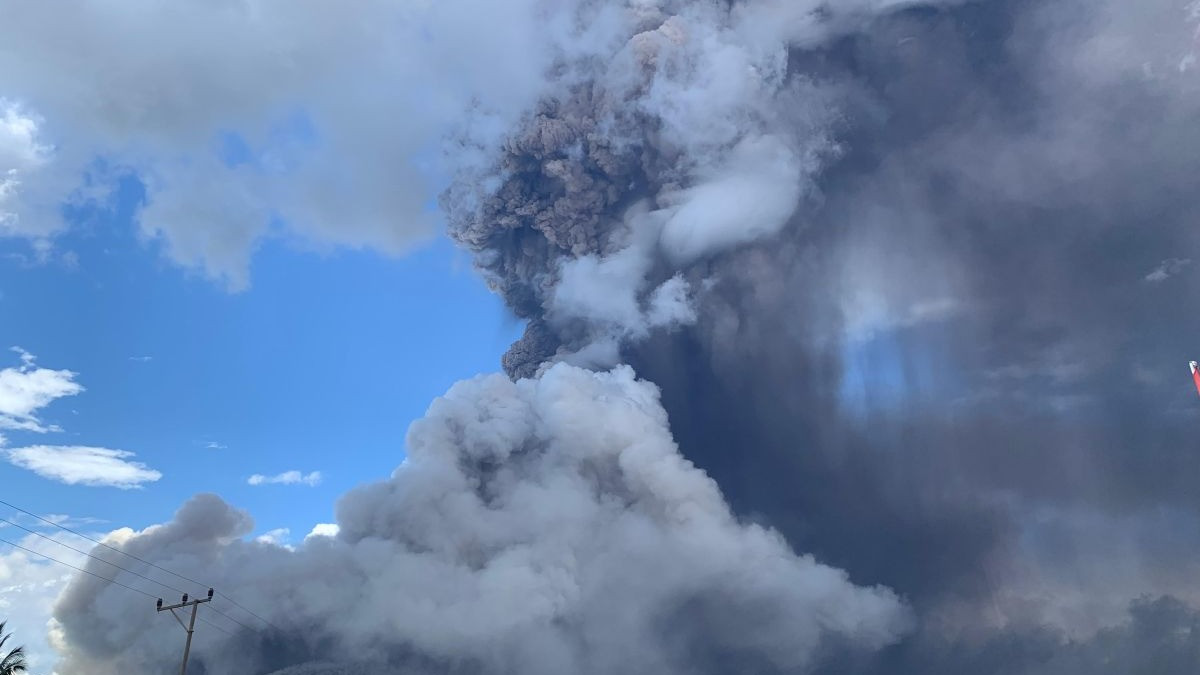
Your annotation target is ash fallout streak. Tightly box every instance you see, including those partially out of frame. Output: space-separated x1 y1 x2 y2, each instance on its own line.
53 0 1200 673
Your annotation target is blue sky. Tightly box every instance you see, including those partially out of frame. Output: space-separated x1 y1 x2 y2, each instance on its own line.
0 174 521 544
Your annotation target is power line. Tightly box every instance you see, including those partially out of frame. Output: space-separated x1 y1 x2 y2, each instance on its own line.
0 536 157 598
2 532 243 675
204 603 259 634
0 498 208 587
195 615 233 637
158 590 215 674
0 497 282 633
0 516 191 596
217 594 281 632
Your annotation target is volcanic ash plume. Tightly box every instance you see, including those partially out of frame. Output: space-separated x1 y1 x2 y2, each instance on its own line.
445 0 1200 673
53 365 909 674
49 0 1200 673
440 0 930 377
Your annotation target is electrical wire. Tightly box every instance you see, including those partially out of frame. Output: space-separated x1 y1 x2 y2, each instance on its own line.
0 498 208 587
0 536 157 598
195 616 234 637
217 593 281 632
2 535 249 647
0 515 191 597
0 497 281 631
204 604 259 633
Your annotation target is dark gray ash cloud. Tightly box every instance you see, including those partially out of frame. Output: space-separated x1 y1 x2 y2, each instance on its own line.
447 0 1200 671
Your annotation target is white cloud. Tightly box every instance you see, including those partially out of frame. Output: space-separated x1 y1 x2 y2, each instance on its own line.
0 531 88 675
41 514 108 528
0 518 141 673
4 445 162 489
1144 257 1191 282
0 347 83 433
0 99 53 239
0 350 166 491
247 470 321 487
0 1 569 288
202 441 226 450
304 523 339 541
127 356 153 363
254 528 291 546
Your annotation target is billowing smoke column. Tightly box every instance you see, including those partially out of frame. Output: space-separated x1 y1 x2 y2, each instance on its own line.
53 367 909 674
53 0 1200 673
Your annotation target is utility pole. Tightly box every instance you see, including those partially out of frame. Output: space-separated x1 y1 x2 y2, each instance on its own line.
156 588 214 675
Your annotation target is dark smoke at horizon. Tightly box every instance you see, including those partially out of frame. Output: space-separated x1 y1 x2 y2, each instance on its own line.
50 1 1200 673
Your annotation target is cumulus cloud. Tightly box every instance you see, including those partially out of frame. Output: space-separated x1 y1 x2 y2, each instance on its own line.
303 523 339 541
254 528 291 547
247 471 322 487
0 347 83 433
4 445 161 489
52 365 909 674
0 99 52 238
0 0 576 288
0 530 90 675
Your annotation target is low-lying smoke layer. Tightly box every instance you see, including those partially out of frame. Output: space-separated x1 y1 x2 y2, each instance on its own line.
53 366 908 674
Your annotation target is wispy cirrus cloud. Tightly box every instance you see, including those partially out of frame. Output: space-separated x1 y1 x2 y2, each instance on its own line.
4 445 161 489
41 513 108 528
247 470 321 487
0 347 83 433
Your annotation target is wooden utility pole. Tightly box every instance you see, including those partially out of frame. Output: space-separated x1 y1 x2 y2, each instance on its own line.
157 588 214 675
